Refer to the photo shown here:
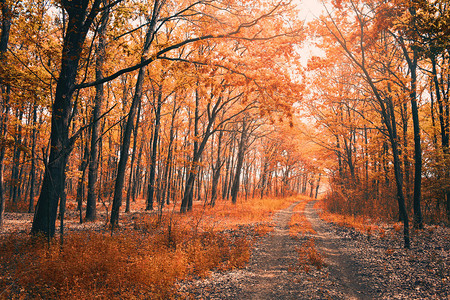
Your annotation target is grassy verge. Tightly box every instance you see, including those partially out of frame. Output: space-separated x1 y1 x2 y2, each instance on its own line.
289 196 316 237
287 197 326 273
315 200 389 238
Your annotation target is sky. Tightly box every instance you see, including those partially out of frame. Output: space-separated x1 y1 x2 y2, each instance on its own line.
293 0 326 67
296 0 325 22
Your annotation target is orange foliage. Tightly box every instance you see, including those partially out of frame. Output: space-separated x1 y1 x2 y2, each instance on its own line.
319 202 388 239
295 238 326 273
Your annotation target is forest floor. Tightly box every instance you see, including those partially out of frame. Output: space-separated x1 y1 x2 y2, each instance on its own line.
178 200 450 299
1 198 449 299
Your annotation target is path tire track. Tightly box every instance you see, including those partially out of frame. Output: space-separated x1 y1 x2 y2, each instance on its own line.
304 200 371 300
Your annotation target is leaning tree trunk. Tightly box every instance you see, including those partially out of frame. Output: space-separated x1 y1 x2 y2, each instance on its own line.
86 1 109 221
32 1 102 237
386 88 410 248
180 88 200 212
231 119 247 204
110 68 146 225
110 0 162 226
180 101 218 213
210 129 223 207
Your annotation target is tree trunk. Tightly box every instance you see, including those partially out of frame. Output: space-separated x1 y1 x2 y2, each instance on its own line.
11 108 23 205
161 99 178 206
431 56 450 221
0 0 11 227
32 0 102 237
231 119 247 204
181 88 200 212
400 103 411 205
386 91 410 248
410 68 423 229
180 99 219 212
315 173 321 199
111 0 162 226
76 135 89 217
260 159 269 199
86 1 109 221
28 104 38 213
126 100 141 213
131 136 144 202
398 33 423 229
210 129 223 206
222 145 232 200
146 87 162 211
111 70 143 224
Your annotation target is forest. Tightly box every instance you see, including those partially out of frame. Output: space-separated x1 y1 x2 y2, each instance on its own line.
0 0 449 299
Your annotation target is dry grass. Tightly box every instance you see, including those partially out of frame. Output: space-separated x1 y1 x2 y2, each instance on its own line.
287 197 324 273
317 200 386 238
208 195 301 230
294 238 326 273
0 196 296 299
289 197 316 236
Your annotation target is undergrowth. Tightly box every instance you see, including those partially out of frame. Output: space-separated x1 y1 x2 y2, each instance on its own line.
316 200 391 239
287 198 324 273
294 238 326 273
289 198 316 236
0 196 297 299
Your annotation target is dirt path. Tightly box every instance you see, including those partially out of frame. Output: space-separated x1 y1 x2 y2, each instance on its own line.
237 201 303 299
179 201 308 299
304 201 370 300
179 200 449 299
179 200 381 299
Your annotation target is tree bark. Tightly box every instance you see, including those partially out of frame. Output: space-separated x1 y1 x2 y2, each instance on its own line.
32 0 102 237
231 119 247 204
28 104 38 213
110 0 163 226
398 33 423 229
86 0 109 221
126 100 141 213
315 173 321 199
431 56 450 221
161 98 178 206
210 129 223 206
10 108 23 205
0 0 11 227
180 98 220 212
146 87 162 211
75 135 89 217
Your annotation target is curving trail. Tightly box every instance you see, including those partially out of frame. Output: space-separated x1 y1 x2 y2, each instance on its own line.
179 199 376 299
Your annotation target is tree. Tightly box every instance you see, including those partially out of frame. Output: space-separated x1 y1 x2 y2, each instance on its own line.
24 0 302 233
314 0 412 247
85 0 110 222
111 0 163 227
31 0 105 236
0 0 11 227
